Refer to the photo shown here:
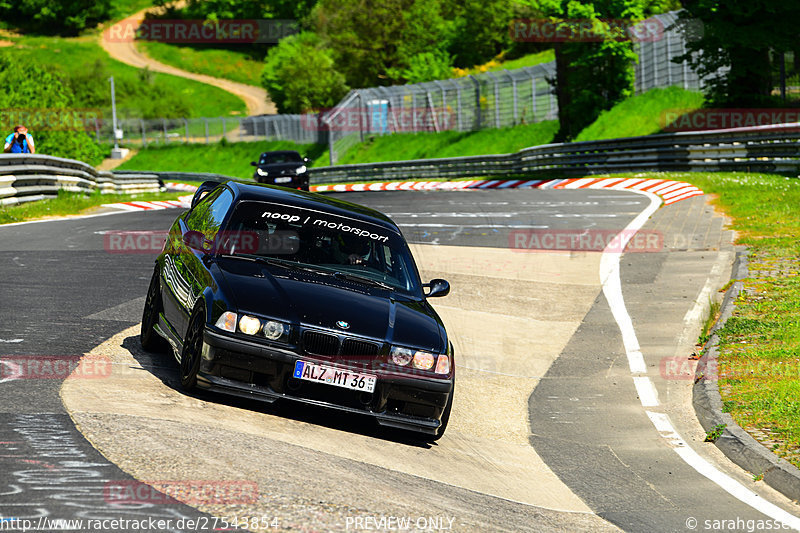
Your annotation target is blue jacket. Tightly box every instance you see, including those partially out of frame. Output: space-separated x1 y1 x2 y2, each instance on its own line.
5 132 33 153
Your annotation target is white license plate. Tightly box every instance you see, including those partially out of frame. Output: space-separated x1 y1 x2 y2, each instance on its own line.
293 360 376 393
274 177 292 183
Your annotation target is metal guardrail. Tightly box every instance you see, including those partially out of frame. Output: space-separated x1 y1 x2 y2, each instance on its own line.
0 154 163 206
307 123 800 183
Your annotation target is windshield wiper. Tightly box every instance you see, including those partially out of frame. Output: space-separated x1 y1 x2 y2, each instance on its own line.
219 254 333 276
333 271 394 291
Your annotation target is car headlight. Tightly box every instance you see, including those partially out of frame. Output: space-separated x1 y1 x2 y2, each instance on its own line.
256 168 268 176
295 165 307 174
412 351 435 370
263 320 285 340
390 346 414 366
238 315 261 335
215 311 237 332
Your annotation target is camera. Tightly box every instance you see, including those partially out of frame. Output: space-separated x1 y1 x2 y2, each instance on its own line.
15 132 25 144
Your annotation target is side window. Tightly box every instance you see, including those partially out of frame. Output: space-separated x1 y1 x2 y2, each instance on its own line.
186 188 234 241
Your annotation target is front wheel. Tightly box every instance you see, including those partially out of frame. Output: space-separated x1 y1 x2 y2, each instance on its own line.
180 307 205 391
141 269 168 352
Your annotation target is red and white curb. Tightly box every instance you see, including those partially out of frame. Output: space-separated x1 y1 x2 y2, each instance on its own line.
165 182 200 192
103 195 193 212
310 177 703 205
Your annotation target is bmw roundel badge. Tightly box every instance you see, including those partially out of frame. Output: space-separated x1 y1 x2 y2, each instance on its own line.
335 320 350 330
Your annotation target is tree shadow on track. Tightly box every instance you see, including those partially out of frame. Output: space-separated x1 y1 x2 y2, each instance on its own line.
121 335 433 449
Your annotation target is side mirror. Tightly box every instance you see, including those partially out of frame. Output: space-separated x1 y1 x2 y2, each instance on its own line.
423 279 450 298
183 230 210 252
250 161 257 166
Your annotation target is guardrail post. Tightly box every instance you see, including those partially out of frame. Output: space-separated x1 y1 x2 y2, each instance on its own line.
468 75 481 130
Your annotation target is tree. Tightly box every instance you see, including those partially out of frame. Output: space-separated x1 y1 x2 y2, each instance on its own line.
444 0 514 69
0 0 112 36
539 0 644 141
676 0 800 106
261 32 349 113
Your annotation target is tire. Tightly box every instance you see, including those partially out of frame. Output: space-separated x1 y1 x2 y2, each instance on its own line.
140 269 169 352
180 306 205 391
429 381 454 442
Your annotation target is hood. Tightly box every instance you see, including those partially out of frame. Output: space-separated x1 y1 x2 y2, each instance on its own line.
217 258 444 353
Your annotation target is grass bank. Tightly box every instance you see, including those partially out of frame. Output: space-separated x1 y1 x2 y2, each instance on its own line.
574 87 705 141
116 140 326 179
139 41 265 86
0 189 186 225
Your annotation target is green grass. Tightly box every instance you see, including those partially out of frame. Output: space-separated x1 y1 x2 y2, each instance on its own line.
0 189 186 224
320 121 559 166
454 50 555 76
7 36 246 118
574 87 705 142
116 140 327 179
109 0 155 21
139 41 265 86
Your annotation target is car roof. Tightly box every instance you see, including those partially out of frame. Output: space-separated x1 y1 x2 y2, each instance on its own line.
259 150 301 156
222 181 401 234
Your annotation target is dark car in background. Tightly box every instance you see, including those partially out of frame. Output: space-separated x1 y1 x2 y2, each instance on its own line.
251 150 310 191
141 180 454 440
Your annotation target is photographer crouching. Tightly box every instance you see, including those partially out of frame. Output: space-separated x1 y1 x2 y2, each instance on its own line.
3 125 35 154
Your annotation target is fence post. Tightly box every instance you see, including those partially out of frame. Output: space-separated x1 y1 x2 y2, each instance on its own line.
452 80 463 131
426 91 439 132
162 118 168 143
93 118 100 142
141 119 146 147
357 92 364 142
222 117 226 140
204 118 209 144
468 75 481 129
485 71 501 128
529 71 537 121
505 69 518 125
184 119 189 143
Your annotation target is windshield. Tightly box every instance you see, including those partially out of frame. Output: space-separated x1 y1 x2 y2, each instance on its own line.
259 152 302 164
220 201 422 295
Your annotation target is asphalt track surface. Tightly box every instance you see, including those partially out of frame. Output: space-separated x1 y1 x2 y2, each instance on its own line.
1 188 799 532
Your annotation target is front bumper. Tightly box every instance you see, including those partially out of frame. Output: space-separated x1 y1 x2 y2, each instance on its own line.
198 328 453 435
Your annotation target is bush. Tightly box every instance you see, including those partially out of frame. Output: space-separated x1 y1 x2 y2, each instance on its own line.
0 53 104 165
261 32 349 113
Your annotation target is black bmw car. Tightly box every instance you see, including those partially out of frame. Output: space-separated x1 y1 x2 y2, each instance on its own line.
141 180 454 440
250 150 310 191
